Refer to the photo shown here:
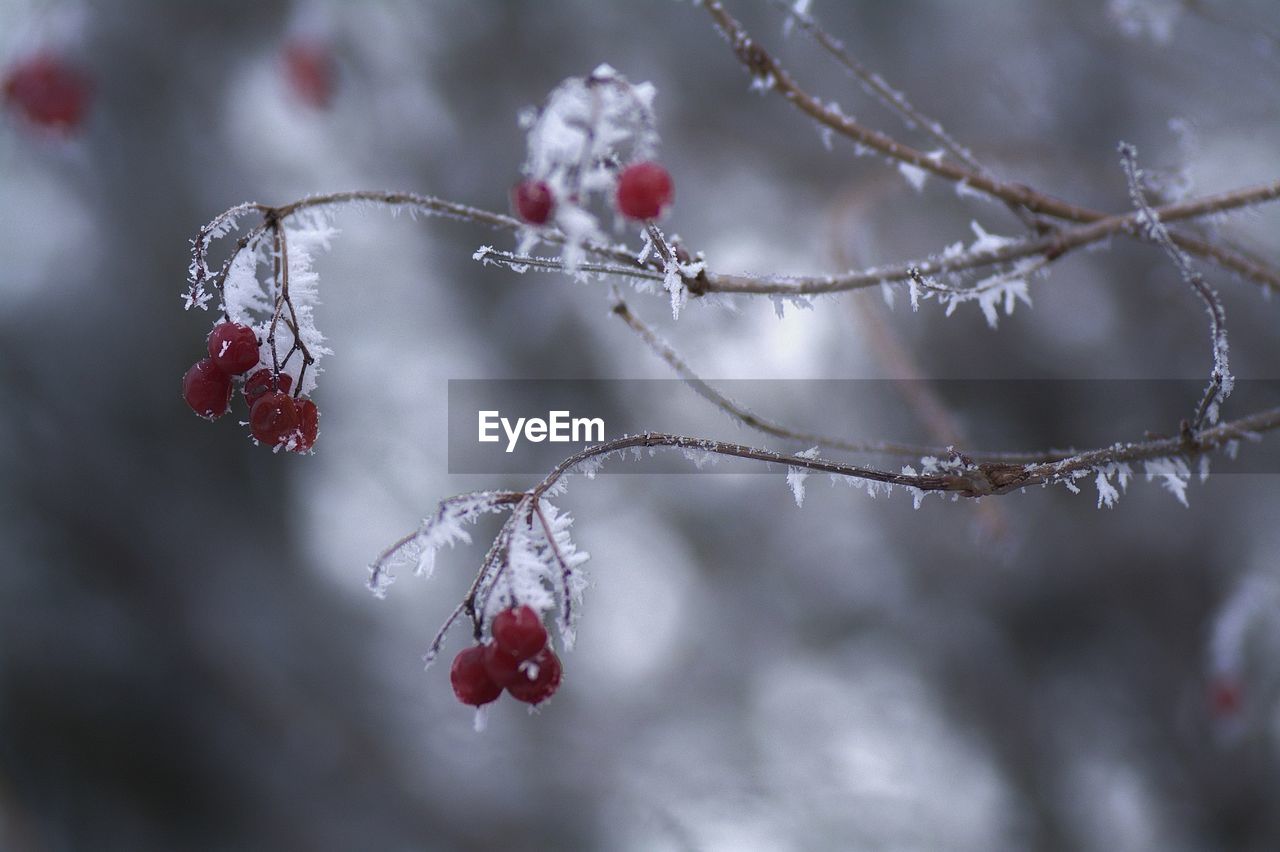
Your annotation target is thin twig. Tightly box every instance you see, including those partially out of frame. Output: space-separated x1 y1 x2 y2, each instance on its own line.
1119 142 1232 429
610 293 1066 463
532 501 576 630
474 246 664 282
765 0 1044 231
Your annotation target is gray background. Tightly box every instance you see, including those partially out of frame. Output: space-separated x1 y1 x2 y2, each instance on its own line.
2 0 1280 849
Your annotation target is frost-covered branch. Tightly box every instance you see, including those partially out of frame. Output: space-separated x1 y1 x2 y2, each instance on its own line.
764 0 1044 231
701 0 1280 293
523 404 1280 503
702 181 1280 295
1119 142 1233 428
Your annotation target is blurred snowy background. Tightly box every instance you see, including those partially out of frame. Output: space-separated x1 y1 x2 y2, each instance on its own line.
2 0 1280 849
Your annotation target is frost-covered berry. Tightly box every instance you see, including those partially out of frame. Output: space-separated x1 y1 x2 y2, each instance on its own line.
451 645 503 707
183 357 233 419
482 643 523 688
283 40 335 109
291 398 319 453
2 54 91 132
249 391 299 446
207 322 260 375
616 161 673 220
505 646 562 706
243 369 292 406
512 180 555 225
491 605 547 661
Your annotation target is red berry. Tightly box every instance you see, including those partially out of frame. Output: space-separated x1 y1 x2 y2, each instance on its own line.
2 54 91 132
249 391 299 446
512 180 555 225
206 322 260 375
243 369 292 406
505 646 562 706
283 40 336 109
183 358 233 419
1209 677 1242 718
291 398 319 453
451 645 503 707
482 643 523 688
491 605 548 661
616 161 673 220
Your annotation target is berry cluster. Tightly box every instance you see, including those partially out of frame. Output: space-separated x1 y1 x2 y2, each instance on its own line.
511 160 674 226
451 605 563 708
2 53 92 133
182 321 319 452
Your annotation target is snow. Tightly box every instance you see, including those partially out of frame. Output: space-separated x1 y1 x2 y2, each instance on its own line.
786 447 820 507
898 162 927 193
1142 457 1191 507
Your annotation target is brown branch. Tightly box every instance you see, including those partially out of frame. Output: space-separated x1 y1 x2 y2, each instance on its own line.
702 180 1280 295
765 0 1045 231
1120 142 1232 430
610 293 1066 463
700 0 1280 292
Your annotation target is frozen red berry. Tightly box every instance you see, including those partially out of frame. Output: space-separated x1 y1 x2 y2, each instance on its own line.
512 180 555 225
2 54 91 132
482 643 523 688
183 357 233 419
505 646 562 706
451 645 503 707
616 161 673 220
243 369 292 406
291 398 319 453
283 40 336 109
249 391 299 446
206 322 260 375
491 605 547 661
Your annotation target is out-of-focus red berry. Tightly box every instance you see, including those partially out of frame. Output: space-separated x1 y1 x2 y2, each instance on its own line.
616 161 673 220
512 180 555 225
1209 677 1243 718
2 54 91 132
283 40 336 109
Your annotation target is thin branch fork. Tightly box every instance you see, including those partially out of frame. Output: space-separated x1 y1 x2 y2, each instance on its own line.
700 0 1280 292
